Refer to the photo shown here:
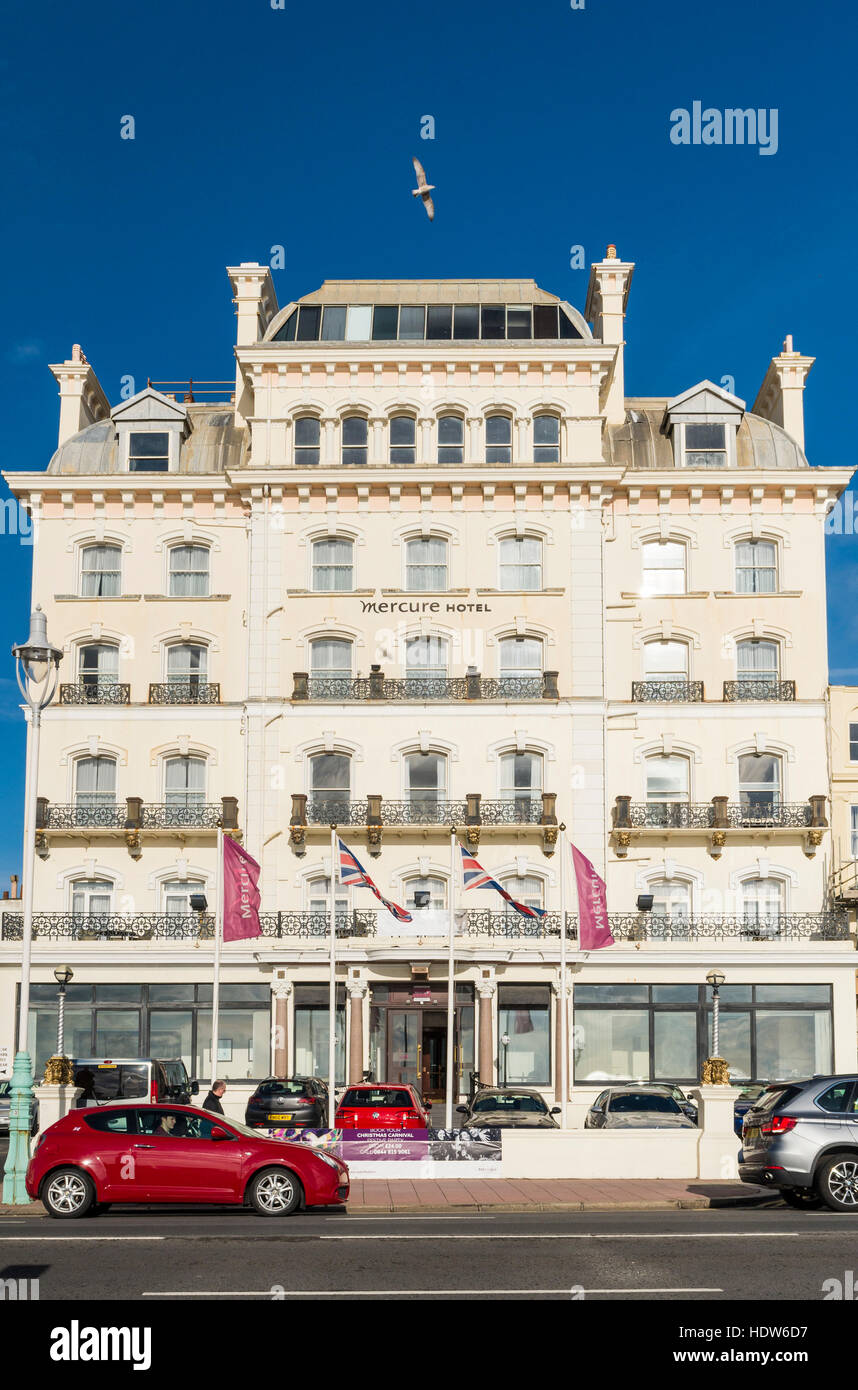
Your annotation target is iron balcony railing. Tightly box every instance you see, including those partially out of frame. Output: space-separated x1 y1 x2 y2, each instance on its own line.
59 683 131 705
148 682 222 705
613 798 825 832
624 802 716 829
723 802 813 828
140 803 226 829
296 667 558 702
723 679 796 702
40 803 131 830
0 910 377 942
458 911 850 942
36 796 240 835
303 797 546 826
631 680 704 703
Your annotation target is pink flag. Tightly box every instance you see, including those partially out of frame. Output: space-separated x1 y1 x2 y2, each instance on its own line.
222 834 262 941
571 843 613 950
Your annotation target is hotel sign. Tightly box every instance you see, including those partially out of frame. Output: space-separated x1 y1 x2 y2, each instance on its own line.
360 600 492 614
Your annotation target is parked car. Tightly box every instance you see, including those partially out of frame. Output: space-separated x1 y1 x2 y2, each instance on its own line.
245 1076 328 1129
456 1088 561 1129
72 1058 198 1106
26 1102 349 1218
739 1075 858 1211
585 1087 697 1130
0 1080 40 1136
334 1084 430 1129
733 1082 768 1137
622 1083 698 1123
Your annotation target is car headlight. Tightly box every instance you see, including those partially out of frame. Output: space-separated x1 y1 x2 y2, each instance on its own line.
314 1151 344 1173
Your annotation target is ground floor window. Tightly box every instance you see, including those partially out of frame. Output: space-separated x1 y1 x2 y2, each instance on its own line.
293 984 346 1083
497 984 551 1086
23 982 271 1081
573 983 833 1084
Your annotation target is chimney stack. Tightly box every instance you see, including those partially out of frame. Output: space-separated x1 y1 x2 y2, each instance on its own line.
49 348 110 447
226 263 279 426
585 246 635 424
752 336 815 451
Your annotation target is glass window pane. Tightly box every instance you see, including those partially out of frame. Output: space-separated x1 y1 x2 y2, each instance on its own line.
497 987 550 1084
506 307 531 339
426 306 452 339
652 985 699 1003
533 305 559 338
453 305 479 339
321 306 346 340
574 985 649 1004
129 432 169 459
643 641 689 679
311 753 350 791
149 1010 193 1072
654 1013 697 1080
398 306 425 340
533 414 559 445
755 985 831 1005
573 1008 649 1082
312 537 353 592
343 416 367 446
391 416 415 445
296 306 321 341
345 306 372 341
81 545 121 597
295 417 320 446
646 755 689 801
499 536 542 591
371 306 398 340
559 309 580 339
486 415 511 445
480 306 505 339
294 1004 345 1083
499 637 542 678
438 415 463 445
405 537 447 591
708 1011 752 1081
755 1011 832 1080
273 309 297 342
94 985 142 1002
95 1009 141 1056
196 1008 271 1080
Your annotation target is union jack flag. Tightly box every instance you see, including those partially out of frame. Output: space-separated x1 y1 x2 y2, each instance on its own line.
460 845 547 919
337 838 413 922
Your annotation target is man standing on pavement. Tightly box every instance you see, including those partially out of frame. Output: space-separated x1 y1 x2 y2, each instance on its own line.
203 1079 227 1114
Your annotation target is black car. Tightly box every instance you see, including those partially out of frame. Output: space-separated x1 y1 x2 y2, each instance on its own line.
72 1057 198 1106
456 1087 561 1129
245 1076 329 1129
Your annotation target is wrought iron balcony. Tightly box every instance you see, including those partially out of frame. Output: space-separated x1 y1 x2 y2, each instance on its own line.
612 796 827 834
292 791 559 854
723 802 812 828
622 802 716 829
148 682 221 705
39 803 130 830
295 666 558 702
305 798 377 826
59 682 130 705
631 680 704 703
258 911 377 939
723 679 796 702
0 910 377 942
35 796 240 839
140 803 228 829
458 910 849 941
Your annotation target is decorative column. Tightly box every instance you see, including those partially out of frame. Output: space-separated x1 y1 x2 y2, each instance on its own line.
369 417 385 465
322 417 337 466
467 416 482 464
553 980 572 1102
477 979 496 1085
271 980 292 1076
418 417 433 465
347 979 368 1084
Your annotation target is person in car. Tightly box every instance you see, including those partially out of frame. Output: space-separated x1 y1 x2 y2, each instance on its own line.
153 1113 177 1137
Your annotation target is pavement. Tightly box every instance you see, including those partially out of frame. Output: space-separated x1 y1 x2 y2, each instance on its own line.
0 1177 769 1217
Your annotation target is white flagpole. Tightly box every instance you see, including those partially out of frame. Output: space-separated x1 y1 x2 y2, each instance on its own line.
559 823 569 1130
212 827 224 1090
444 827 456 1130
328 825 338 1122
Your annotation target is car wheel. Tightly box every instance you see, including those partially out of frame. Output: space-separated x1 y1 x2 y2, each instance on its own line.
816 1155 858 1213
41 1167 97 1219
247 1167 302 1217
781 1188 824 1210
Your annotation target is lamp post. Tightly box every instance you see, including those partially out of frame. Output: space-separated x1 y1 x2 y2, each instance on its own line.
501 1033 510 1087
704 969 728 1085
52 965 74 1063
3 607 62 1203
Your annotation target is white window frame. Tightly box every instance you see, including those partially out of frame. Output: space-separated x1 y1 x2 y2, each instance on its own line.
404 535 448 592
641 540 687 596
167 543 211 598
498 535 543 591
79 543 122 598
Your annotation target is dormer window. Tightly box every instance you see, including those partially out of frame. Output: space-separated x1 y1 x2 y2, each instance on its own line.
129 431 170 472
684 423 726 468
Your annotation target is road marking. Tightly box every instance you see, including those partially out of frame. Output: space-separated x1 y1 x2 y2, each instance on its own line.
143 1287 723 1297
316 1231 849 1241
0 1235 165 1242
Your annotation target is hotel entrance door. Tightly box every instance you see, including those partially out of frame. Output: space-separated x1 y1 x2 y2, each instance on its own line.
387 1009 450 1102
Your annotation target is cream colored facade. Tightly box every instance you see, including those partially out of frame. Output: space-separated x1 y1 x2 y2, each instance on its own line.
1 254 855 1119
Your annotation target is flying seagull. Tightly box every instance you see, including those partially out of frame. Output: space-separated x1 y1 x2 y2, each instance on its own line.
411 157 435 220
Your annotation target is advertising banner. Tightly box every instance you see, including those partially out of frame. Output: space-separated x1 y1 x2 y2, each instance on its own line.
267 1126 502 1178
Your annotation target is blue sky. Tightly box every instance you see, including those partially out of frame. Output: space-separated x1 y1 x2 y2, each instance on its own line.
0 0 855 879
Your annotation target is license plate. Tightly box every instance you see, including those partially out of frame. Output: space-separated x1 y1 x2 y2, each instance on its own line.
269 1113 293 1121
745 1125 760 1141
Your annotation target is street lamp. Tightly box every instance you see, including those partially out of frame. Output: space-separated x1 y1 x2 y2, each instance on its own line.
49 966 74 1075
3 606 62 1203
189 893 208 950
703 969 729 1085
501 1033 510 1086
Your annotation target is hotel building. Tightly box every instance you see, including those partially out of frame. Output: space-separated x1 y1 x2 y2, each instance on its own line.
1 253 855 1119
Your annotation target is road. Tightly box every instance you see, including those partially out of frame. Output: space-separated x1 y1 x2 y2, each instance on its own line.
1 1206 856 1300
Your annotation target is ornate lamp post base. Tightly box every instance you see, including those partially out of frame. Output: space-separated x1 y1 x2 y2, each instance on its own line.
2 1050 34 1204
701 1055 731 1085
44 1055 74 1085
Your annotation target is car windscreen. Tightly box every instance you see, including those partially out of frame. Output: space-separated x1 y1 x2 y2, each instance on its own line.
472 1094 547 1114
256 1081 314 1098
753 1085 801 1113
340 1088 413 1108
608 1093 680 1114
74 1064 149 1101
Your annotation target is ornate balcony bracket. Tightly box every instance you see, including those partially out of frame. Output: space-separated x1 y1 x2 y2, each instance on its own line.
366 794 383 858
290 793 308 856
540 791 559 856
35 832 49 861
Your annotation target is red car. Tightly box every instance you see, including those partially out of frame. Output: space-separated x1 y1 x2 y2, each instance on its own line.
334 1084 430 1129
26 1102 349 1219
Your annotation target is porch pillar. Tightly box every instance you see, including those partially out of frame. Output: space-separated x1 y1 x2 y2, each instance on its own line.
477 980 496 1085
271 980 292 1076
347 979 368 1084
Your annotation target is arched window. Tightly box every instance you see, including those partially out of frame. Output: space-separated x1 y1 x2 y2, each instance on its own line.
741 877 784 933
165 755 206 808
307 874 348 915
645 755 690 825
74 756 117 813
341 415 368 466
533 414 560 463
71 878 114 915
166 643 208 693
649 879 692 919
78 642 119 698
311 536 354 592
405 751 447 807
738 752 781 818
309 752 351 820
162 879 206 915
405 536 448 591
80 544 121 598
499 751 543 817
498 636 543 683
390 415 416 465
641 540 686 596
736 639 779 696
499 873 544 915
309 638 353 696
499 536 543 591
294 416 320 466
486 414 512 463
438 415 464 463
643 639 689 684
168 544 210 597
405 635 448 681
403 875 447 910
735 539 777 594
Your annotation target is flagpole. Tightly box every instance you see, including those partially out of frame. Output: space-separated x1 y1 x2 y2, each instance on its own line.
212 827 224 1090
559 823 568 1130
445 826 456 1130
328 824 337 1123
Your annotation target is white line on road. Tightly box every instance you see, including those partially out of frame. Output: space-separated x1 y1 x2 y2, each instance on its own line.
316 1231 846 1241
143 1287 723 1297
0 1235 165 1242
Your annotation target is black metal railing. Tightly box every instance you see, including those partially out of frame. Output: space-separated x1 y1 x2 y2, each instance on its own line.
625 802 715 829
258 911 377 939
632 680 704 703
305 799 376 826
140 803 225 829
298 669 555 702
379 800 470 825
148 682 222 705
723 802 813 828
458 910 850 942
723 679 796 702
41 804 130 830
59 683 131 705
0 910 377 942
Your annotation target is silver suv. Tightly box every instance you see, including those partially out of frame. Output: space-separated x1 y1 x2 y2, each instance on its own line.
739 1075 858 1211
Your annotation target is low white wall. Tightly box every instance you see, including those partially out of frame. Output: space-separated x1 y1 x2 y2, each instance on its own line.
501 1126 740 1180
